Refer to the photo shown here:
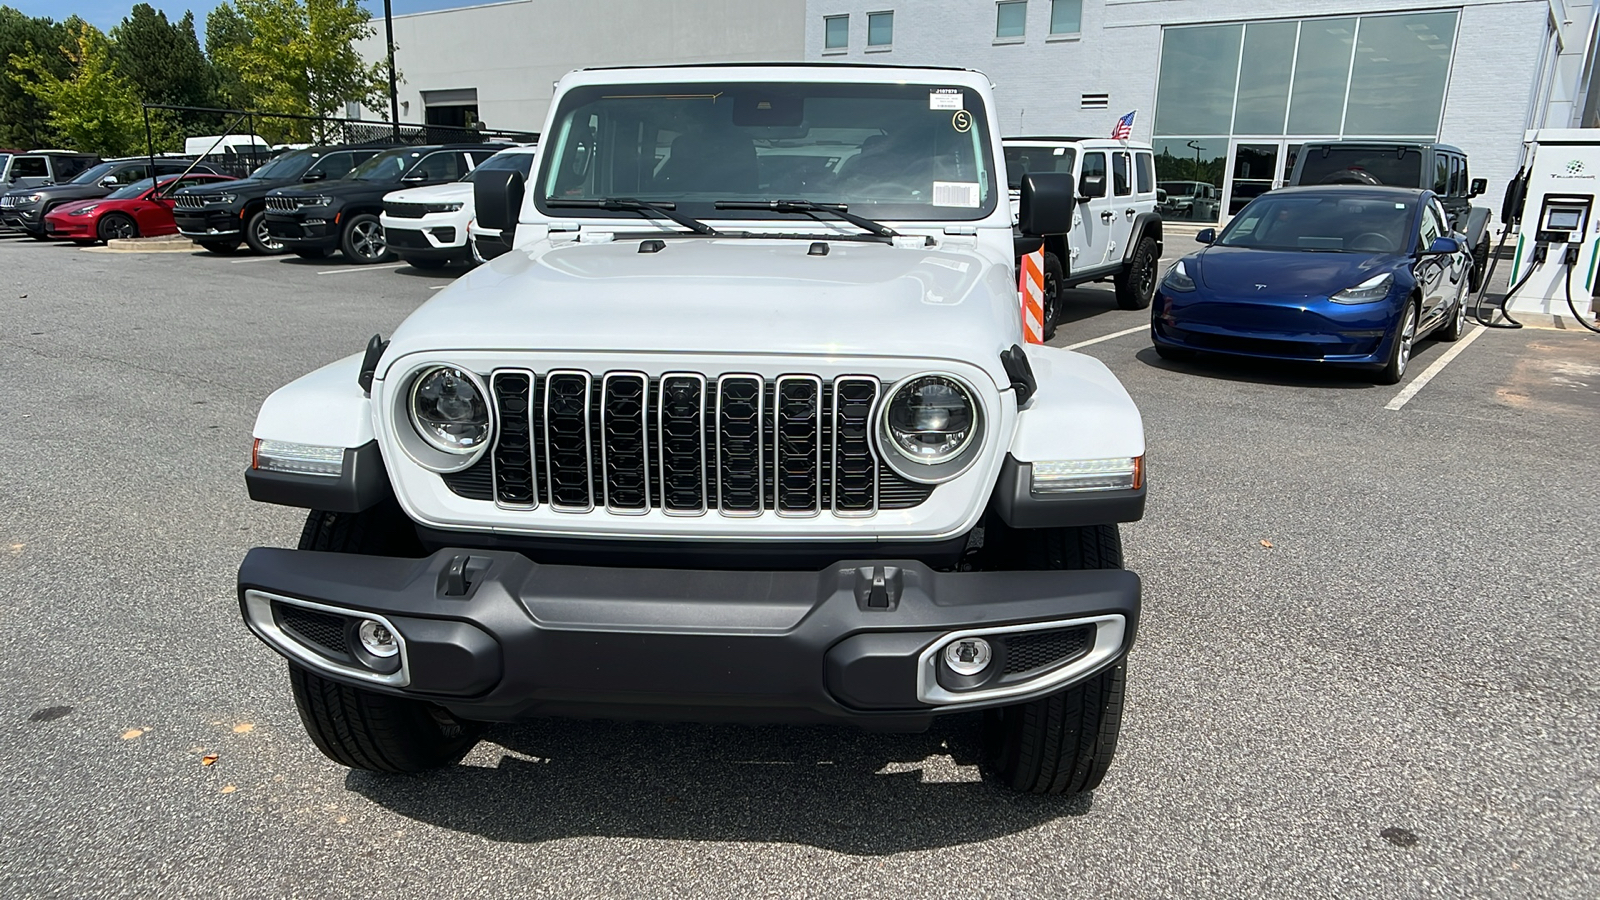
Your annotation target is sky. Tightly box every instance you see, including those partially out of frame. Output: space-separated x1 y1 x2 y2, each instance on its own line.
6 1 491 39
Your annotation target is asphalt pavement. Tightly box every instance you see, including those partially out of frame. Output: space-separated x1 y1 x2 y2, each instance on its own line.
0 233 1596 898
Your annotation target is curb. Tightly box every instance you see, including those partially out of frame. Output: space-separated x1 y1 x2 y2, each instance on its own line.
101 236 199 253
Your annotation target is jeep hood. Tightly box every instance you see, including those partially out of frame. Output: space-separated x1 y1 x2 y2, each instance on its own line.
383 237 1022 385
384 182 473 205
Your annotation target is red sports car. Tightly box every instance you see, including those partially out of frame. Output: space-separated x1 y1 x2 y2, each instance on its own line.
45 172 236 244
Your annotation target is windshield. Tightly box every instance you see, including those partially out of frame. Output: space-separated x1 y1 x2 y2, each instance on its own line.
1004 146 1075 190
536 81 996 222
349 147 423 182
69 162 118 185
1296 147 1425 188
248 149 315 180
106 177 163 200
464 150 535 182
1219 193 1416 252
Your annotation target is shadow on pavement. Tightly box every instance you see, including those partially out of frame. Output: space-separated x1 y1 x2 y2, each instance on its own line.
1054 286 1124 328
1132 345 1384 389
347 716 1091 853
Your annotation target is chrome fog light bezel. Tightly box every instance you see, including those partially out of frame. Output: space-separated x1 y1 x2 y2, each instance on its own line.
916 614 1127 706
241 590 411 687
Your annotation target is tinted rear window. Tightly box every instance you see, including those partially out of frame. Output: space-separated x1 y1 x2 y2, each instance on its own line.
1296 147 1426 188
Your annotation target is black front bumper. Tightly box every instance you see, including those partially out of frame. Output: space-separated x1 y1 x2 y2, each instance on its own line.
3 208 44 234
174 208 244 237
239 547 1139 729
265 212 339 249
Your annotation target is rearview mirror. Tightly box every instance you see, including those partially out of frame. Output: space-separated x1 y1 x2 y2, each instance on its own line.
1077 173 1106 201
1017 173 1075 236
1468 177 1487 198
474 169 525 242
1195 228 1215 245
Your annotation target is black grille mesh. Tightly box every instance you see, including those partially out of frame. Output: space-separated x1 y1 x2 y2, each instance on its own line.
545 372 592 509
776 377 821 514
491 371 535 506
717 376 763 514
833 378 878 513
659 375 706 512
278 605 351 660
602 374 649 510
383 201 429 219
1002 626 1094 675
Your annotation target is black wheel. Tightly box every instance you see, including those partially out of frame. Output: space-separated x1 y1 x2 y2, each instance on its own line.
1469 237 1490 293
97 213 137 242
199 240 240 255
1041 251 1066 341
243 209 285 254
1436 283 1467 342
288 506 478 773
404 255 449 270
341 212 394 264
1377 301 1418 385
979 523 1127 795
1114 235 1159 310
292 247 330 260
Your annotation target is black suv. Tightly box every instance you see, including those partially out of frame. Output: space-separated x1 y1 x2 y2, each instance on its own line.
1 158 214 238
265 143 508 264
173 144 397 255
1289 141 1493 289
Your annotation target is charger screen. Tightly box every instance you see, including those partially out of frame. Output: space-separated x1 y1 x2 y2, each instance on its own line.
1547 208 1583 230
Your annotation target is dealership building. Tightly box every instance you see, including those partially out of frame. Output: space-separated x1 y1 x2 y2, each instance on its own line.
362 0 1599 223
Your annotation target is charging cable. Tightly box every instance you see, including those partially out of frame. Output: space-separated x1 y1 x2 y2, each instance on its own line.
1473 240 1539 329
1561 245 1600 334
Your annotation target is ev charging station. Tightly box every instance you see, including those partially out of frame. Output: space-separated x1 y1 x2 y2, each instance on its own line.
1501 129 1600 328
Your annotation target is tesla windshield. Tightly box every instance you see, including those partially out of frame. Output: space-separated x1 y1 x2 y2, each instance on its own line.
1219 193 1415 253
536 81 997 221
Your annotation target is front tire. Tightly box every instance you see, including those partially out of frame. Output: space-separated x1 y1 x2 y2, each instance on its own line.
1114 236 1158 310
1041 251 1066 341
97 213 138 242
1377 301 1418 385
1436 284 1467 342
243 209 285 254
341 213 394 264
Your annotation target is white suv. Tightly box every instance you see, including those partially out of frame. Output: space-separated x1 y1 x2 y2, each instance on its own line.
380 144 538 268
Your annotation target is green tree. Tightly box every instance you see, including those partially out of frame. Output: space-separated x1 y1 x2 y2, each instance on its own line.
204 2 252 110
9 20 151 157
209 0 388 142
112 5 215 113
0 8 69 148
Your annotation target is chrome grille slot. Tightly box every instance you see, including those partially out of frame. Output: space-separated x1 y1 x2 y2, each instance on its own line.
658 373 707 514
774 376 822 516
543 371 593 511
601 372 649 513
490 370 535 507
716 375 764 515
832 377 879 515
265 195 297 211
174 194 211 209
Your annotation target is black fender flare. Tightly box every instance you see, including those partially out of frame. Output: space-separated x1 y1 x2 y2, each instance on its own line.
1122 213 1164 263
1463 205 1491 247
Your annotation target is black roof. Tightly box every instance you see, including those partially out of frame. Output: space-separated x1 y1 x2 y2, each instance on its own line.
1298 139 1464 155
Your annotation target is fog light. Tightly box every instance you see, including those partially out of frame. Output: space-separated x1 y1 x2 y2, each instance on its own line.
943 638 992 675
357 619 399 658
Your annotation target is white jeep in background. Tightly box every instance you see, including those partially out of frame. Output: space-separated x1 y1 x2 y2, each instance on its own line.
380 144 539 269
239 64 1146 796
1004 137 1164 339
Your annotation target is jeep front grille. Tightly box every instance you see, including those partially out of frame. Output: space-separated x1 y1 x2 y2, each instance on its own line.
0 196 20 208
383 201 430 219
440 370 934 516
174 194 218 209
265 196 301 212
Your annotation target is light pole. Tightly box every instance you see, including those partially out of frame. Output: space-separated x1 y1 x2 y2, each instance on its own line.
384 0 399 140
1186 140 1206 180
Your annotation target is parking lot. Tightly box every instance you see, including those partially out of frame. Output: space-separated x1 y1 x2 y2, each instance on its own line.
1 233 1597 898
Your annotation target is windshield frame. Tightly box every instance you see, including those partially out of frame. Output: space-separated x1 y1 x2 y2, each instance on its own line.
1215 190 1422 254
348 147 424 182
68 162 120 185
532 80 999 225
248 149 316 181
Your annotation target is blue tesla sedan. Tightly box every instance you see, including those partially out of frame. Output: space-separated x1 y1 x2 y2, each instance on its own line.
1150 186 1473 384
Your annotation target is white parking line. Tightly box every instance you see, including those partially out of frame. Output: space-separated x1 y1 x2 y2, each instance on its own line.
428 284 449 290
316 263 405 275
1064 324 1147 350
1384 325 1488 411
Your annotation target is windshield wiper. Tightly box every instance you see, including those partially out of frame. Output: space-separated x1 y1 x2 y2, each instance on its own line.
714 199 897 238
546 197 720 236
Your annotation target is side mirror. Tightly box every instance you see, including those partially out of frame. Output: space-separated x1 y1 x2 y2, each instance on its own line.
474 169 525 241
401 173 429 184
101 176 119 187
1195 228 1216 245
1469 177 1487 198
1423 235 1463 256
1017 172 1075 236
301 170 326 182
1077 173 1106 201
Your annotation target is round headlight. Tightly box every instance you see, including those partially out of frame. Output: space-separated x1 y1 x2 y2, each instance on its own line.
409 366 490 453
884 375 976 463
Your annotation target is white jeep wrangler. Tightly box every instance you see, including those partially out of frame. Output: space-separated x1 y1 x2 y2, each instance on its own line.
1004 137 1164 339
239 64 1146 795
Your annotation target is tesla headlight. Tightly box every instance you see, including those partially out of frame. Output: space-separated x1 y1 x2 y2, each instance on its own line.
427 202 464 214
1330 272 1393 304
1162 259 1196 292
883 375 976 463
69 205 98 216
408 366 491 453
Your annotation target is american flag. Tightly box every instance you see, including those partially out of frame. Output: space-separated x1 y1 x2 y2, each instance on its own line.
1111 111 1135 139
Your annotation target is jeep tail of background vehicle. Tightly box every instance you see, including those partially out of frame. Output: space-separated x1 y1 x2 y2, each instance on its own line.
1289 141 1492 290
1004 137 1163 339
239 65 1146 796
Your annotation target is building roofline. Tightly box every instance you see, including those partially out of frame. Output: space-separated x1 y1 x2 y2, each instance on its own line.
578 61 979 73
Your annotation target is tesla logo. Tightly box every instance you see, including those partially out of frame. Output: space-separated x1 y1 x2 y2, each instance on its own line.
1255 284 1267 290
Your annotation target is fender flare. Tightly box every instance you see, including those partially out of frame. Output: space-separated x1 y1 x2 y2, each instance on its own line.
1122 213 1164 263
1464 205 1491 246
247 352 392 512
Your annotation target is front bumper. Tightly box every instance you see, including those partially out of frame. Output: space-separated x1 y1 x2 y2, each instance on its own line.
239 547 1139 729
383 224 468 258
3 207 43 233
175 208 244 238
265 211 339 249
1152 288 1399 364
44 217 92 239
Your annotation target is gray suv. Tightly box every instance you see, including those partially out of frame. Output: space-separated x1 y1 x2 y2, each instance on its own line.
0 151 100 192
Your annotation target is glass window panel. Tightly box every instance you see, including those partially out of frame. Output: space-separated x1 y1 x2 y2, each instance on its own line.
1050 0 1081 35
997 1 1027 39
1233 21 1297 135
825 15 849 50
867 12 893 46
1152 138 1225 223
1433 154 1449 193
1112 152 1131 195
1287 18 1355 135
1343 12 1458 136
1136 152 1154 193
1154 25 1242 137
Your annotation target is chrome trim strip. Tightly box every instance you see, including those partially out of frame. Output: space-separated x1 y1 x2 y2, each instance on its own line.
716 373 765 518
490 369 537 510
542 368 594 513
657 372 708 516
242 589 410 688
774 374 823 518
600 370 650 515
915 615 1126 707
831 375 880 518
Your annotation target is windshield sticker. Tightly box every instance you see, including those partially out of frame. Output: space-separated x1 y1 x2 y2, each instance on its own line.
929 89 964 111
951 110 973 133
932 182 981 208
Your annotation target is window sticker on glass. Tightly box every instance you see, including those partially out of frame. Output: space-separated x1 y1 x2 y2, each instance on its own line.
932 181 981 208
951 110 973 133
929 89 964 110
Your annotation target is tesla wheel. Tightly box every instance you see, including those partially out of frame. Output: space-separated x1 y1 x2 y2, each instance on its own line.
292 248 329 260
198 240 240 255
97 213 138 242
243 210 285 255
1436 285 1468 342
341 213 394 264
404 255 449 270
1041 251 1065 341
1469 237 1490 293
1378 302 1419 385
1114 236 1159 310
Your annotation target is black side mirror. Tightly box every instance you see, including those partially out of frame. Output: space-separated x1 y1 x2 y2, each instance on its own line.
1422 236 1463 256
474 169 525 241
1017 173 1075 236
1469 177 1487 198
1077 173 1106 201
302 171 326 182
1195 228 1216 245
